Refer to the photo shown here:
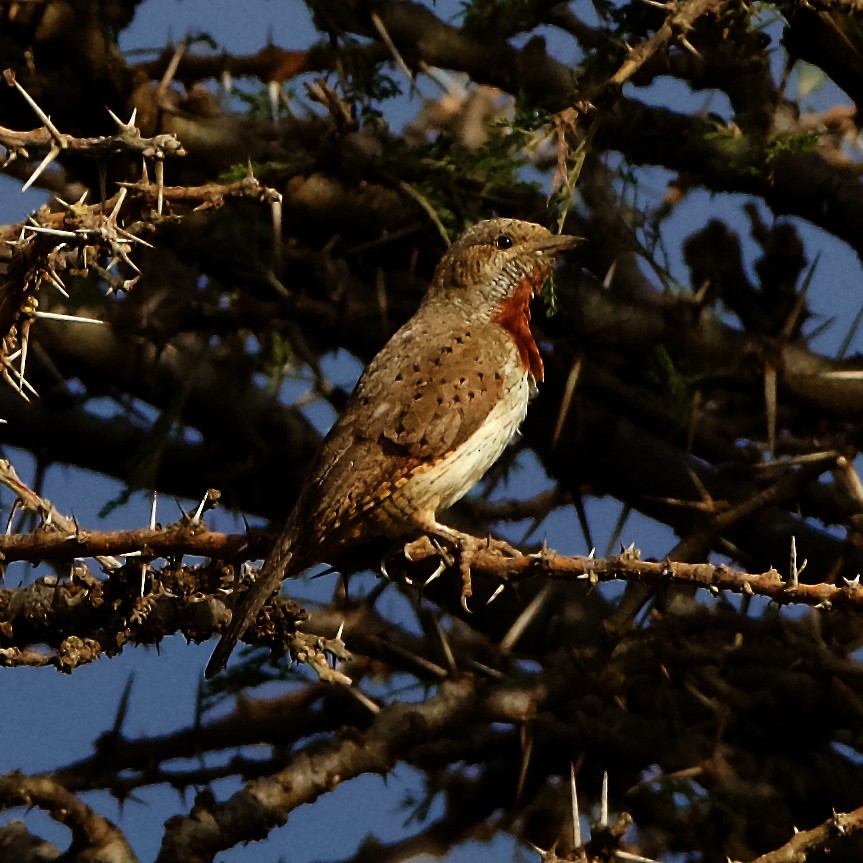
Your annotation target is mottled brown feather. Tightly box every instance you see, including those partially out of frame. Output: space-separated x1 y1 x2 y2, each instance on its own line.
297 318 516 549
205 219 581 677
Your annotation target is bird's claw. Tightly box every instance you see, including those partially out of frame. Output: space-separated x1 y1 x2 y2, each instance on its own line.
458 536 481 614
403 528 510 615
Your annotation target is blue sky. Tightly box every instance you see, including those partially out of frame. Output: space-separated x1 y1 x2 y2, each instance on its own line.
1 1 862 860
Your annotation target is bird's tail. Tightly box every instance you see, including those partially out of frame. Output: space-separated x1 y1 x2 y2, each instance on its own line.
204 539 294 678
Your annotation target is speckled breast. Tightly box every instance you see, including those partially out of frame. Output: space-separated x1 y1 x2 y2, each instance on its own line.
372 361 532 536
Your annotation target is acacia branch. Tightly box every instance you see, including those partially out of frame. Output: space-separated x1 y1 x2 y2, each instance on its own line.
2 523 861 667
599 97 863 259
742 804 863 863
0 68 185 162
0 117 185 161
0 523 268 563
609 0 722 86
156 677 480 862
0 772 137 863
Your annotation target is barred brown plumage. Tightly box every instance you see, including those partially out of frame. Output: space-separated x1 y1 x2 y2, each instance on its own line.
205 218 581 677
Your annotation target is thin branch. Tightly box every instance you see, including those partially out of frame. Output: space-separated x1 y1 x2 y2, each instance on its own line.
156 678 479 863
0 72 185 161
0 772 138 863
741 803 863 863
0 459 123 571
609 0 722 86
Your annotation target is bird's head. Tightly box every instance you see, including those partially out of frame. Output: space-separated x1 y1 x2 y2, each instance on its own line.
427 218 582 317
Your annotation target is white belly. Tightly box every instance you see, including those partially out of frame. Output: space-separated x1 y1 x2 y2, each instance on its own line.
378 371 531 532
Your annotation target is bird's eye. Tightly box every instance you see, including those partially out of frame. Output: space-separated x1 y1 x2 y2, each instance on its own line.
494 234 514 250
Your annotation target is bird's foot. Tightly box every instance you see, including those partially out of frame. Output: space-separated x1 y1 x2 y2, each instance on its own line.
404 525 520 613
403 534 454 567
453 534 486 613
401 535 452 588
485 536 521 558
401 528 479 609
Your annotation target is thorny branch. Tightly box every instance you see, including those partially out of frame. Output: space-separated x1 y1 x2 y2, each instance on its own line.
0 520 860 667
154 678 479 863
0 772 138 863
742 805 863 863
0 68 283 399
608 0 723 87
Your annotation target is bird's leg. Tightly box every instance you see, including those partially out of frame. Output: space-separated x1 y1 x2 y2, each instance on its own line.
409 521 487 612
406 516 521 611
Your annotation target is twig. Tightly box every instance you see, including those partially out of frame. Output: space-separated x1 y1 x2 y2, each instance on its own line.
0 772 138 862
740 804 863 863
0 522 861 611
0 459 123 571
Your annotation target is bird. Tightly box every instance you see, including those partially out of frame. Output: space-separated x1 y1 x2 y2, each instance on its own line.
205 218 581 677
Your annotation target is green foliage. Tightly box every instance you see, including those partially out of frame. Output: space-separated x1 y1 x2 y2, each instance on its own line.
540 272 558 317
338 49 402 125
231 82 288 123
736 0 788 34
203 647 291 706
413 126 537 233
758 130 821 167
260 331 300 387
218 160 300 183
650 343 731 407
652 344 693 404
704 126 821 180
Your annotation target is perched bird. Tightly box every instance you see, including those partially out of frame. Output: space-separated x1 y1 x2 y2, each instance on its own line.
206 218 581 677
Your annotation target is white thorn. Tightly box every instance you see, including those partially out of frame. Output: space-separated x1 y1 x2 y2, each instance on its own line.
22 145 61 192
615 852 661 863
33 311 104 325
1 355 39 397
106 107 124 128
486 583 506 606
571 763 583 850
108 186 128 222
9 75 66 144
24 224 77 238
789 535 798 588
600 770 609 827
155 159 164 216
191 492 208 525
268 80 280 124
44 268 69 298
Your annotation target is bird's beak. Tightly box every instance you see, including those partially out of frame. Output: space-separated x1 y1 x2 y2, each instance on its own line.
535 233 584 255
528 233 583 295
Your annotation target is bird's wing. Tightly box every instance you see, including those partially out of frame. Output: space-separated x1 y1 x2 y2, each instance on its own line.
352 319 516 458
297 320 518 538
206 320 522 678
